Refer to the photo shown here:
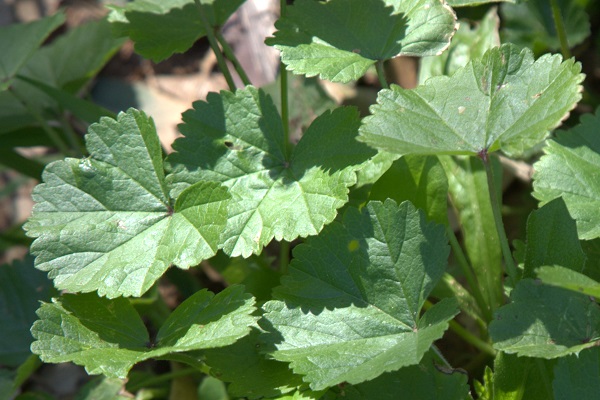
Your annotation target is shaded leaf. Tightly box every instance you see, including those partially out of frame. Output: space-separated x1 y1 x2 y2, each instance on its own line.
0 256 56 367
501 0 590 54
31 286 255 378
369 155 448 225
0 13 64 91
359 44 583 158
447 0 514 5
267 0 457 83
203 328 303 399
261 200 457 389
487 352 555 400
523 198 586 278
533 109 600 240
108 0 244 62
490 279 600 358
553 347 600 400
24 109 230 298
167 86 375 257
335 350 471 400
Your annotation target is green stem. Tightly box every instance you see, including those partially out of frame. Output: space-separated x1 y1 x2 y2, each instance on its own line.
194 0 236 91
446 226 492 323
424 301 496 357
215 31 251 86
279 0 290 158
9 87 72 156
58 112 85 156
480 152 518 287
375 60 389 89
128 367 199 392
550 0 572 59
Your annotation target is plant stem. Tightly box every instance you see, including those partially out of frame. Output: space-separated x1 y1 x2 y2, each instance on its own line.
550 0 572 59
194 0 236 91
480 151 518 287
215 31 252 86
446 226 492 323
58 112 86 156
9 87 72 156
375 60 389 89
279 0 290 158
424 300 496 357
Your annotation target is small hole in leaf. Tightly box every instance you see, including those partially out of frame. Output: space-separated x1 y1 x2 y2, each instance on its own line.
224 141 234 148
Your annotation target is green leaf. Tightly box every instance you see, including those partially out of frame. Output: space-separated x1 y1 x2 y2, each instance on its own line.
17 18 124 94
447 0 514 6
108 0 244 62
533 109 600 240
537 265 600 298
198 376 228 400
523 198 586 278
336 350 471 400
489 352 555 400
261 200 457 389
553 348 600 400
440 155 503 316
266 0 458 83
501 0 590 54
0 13 64 91
0 255 56 367
30 285 256 378
359 44 584 158
369 155 448 225
489 279 600 358
74 376 129 400
24 109 230 298
203 328 303 399
419 7 500 84
0 149 45 180
167 86 375 257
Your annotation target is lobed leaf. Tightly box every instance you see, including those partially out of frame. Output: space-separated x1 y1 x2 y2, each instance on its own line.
166 86 375 258
533 109 600 240
24 109 230 298
360 44 584 158
489 279 600 358
30 286 256 378
266 0 457 83
553 347 600 400
108 0 244 62
261 200 457 389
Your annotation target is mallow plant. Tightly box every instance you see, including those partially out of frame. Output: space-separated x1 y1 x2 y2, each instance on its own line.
3 0 600 398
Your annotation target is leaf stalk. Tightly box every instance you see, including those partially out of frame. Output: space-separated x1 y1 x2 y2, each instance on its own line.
480 151 519 288
550 0 572 59
194 0 237 91
376 60 389 89
215 30 252 86
279 0 291 159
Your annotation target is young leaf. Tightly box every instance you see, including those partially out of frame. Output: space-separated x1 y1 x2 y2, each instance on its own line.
0 13 64 91
261 200 457 389
0 255 56 367
553 348 600 400
487 352 556 400
30 286 256 378
533 109 600 240
419 7 500 84
24 109 230 298
489 279 600 358
166 86 375 257
266 0 458 83
108 0 244 62
523 198 586 278
359 44 584 158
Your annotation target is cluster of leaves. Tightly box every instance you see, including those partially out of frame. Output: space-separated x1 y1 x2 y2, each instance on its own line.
2 0 600 398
